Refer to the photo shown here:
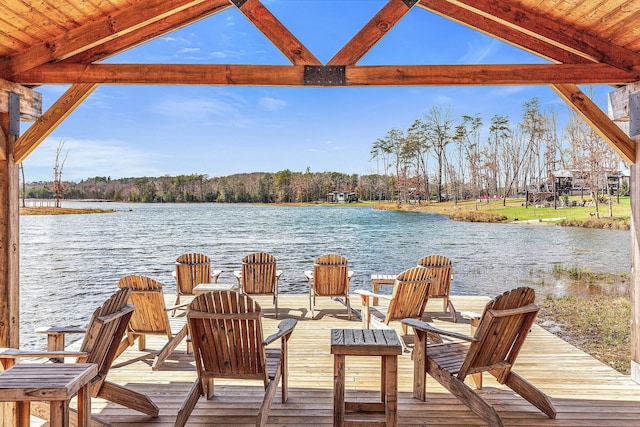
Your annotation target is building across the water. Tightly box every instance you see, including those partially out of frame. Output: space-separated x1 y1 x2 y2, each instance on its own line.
327 191 359 203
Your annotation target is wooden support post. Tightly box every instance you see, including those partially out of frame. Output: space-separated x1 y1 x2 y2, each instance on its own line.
631 137 640 383
609 83 640 383
0 99 20 349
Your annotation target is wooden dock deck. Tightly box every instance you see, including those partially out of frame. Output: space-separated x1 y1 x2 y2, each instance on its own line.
43 294 640 426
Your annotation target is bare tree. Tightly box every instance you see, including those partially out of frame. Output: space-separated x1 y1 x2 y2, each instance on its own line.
52 140 69 208
424 105 456 203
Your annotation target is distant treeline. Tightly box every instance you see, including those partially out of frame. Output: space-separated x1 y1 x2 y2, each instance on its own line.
23 170 397 203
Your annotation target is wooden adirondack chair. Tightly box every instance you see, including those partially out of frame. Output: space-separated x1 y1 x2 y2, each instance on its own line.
402 287 556 427
175 291 297 427
0 288 159 426
173 252 222 309
356 266 433 350
304 253 354 320
116 274 190 370
233 252 283 318
416 254 457 321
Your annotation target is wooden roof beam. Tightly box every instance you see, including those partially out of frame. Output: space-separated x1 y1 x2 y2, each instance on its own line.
61 0 232 65
416 0 591 65
445 0 640 72
14 83 97 164
12 63 639 86
0 79 41 122
0 0 212 79
551 83 635 164
232 0 321 65
328 0 416 66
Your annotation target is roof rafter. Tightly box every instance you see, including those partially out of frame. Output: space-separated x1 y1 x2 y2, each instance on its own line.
61 0 232 64
12 63 638 86
0 0 212 79
446 0 640 71
328 0 416 66
233 0 321 65
416 0 591 64
551 83 635 163
14 83 97 163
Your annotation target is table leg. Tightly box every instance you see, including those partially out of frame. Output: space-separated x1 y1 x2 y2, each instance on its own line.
333 354 345 427
16 401 30 427
384 355 398 427
372 282 379 306
49 400 69 427
77 382 91 427
381 355 386 402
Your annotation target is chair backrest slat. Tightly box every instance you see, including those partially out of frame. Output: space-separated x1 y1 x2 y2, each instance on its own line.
79 287 134 384
417 254 452 299
175 253 211 296
386 266 433 323
242 252 277 295
458 287 538 380
313 253 349 296
188 291 266 380
118 275 171 337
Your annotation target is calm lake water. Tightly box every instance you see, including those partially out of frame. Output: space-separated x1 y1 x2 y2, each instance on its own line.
20 202 630 348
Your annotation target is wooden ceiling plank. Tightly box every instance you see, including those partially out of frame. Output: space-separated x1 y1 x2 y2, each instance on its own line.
0 79 42 122
11 63 637 86
417 0 591 64
234 0 321 65
0 0 210 79
448 0 640 71
598 10 640 49
14 83 98 164
551 83 635 163
61 0 233 64
328 0 415 66
4 0 71 35
584 0 638 30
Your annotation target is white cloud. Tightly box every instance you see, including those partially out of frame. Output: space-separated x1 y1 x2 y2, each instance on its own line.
22 137 166 181
460 39 500 64
149 96 241 121
258 97 287 111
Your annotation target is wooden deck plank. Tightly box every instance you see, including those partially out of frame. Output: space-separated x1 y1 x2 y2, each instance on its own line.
32 294 640 426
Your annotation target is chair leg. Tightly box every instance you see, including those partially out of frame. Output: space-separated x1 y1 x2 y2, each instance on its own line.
97 381 159 417
500 371 557 419
345 294 352 320
448 300 458 323
257 368 281 427
152 324 188 371
175 380 203 427
172 295 181 317
428 362 504 427
30 402 112 427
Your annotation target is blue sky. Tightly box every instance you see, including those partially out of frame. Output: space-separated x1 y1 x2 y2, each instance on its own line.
20 0 614 182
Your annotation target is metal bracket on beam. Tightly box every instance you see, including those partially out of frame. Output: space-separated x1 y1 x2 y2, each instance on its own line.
230 0 247 8
303 66 346 86
630 92 640 137
401 0 419 7
8 92 19 137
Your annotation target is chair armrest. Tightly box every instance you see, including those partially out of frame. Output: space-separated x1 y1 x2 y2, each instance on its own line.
461 311 481 321
233 271 241 279
212 270 223 281
276 270 283 279
172 270 176 278
164 301 191 312
0 348 87 359
304 271 313 281
401 319 474 342
35 327 86 335
264 319 297 346
355 289 393 301
348 270 354 279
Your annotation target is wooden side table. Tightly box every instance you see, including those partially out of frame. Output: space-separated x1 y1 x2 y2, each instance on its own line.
0 363 97 427
331 329 403 427
193 283 236 296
